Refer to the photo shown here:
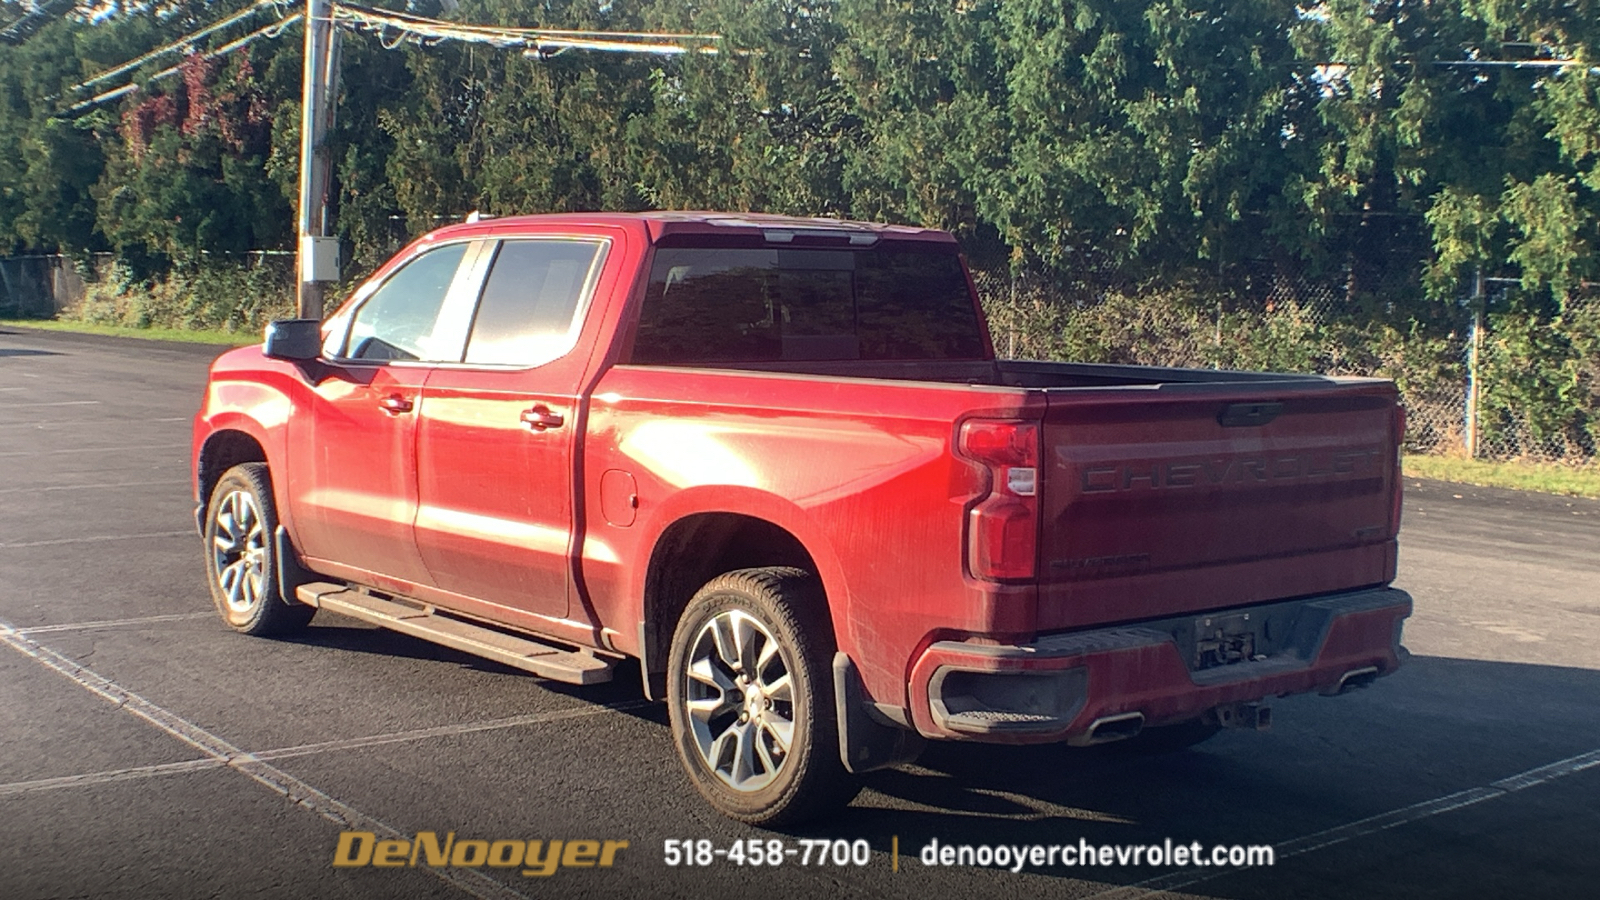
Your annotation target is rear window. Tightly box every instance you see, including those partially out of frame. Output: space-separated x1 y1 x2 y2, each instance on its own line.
629 245 986 364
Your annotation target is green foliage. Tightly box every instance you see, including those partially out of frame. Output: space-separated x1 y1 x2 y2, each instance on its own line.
12 116 103 253
1479 291 1599 457
0 0 1596 457
1501 174 1591 298
1425 186 1497 296
91 52 290 271
74 257 295 332
2 0 1595 292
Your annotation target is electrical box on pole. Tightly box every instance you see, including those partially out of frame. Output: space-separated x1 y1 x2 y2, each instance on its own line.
296 0 340 319
300 235 341 282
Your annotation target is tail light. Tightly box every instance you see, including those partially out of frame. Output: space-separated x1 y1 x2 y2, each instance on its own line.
959 419 1041 581
1391 404 1407 532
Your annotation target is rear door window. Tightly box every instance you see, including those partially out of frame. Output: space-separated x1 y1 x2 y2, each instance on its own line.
462 239 606 367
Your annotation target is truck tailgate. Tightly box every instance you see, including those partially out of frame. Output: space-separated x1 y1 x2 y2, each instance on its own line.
1037 380 1402 631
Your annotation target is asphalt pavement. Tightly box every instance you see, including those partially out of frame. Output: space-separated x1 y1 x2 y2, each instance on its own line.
1 325 1596 900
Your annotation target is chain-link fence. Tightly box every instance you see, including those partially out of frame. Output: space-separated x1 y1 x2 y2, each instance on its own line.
972 266 1599 463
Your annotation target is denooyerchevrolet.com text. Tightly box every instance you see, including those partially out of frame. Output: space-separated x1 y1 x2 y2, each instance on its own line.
917 838 1275 873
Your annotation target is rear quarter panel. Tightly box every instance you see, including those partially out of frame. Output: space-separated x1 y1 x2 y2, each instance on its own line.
582 366 1037 706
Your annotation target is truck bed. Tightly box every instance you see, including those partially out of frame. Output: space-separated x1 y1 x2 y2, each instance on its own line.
607 355 1401 636
686 356 1338 390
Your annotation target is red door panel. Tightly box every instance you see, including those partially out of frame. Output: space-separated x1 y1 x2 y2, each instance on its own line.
294 363 432 587
415 374 575 618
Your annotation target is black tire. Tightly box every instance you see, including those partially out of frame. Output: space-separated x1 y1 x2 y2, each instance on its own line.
1114 718 1222 754
202 463 315 637
666 567 860 826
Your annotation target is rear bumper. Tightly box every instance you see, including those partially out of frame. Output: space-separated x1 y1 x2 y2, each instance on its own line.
906 587 1411 744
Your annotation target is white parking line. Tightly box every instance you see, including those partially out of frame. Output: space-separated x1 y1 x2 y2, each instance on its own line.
252 701 656 762
0 701 657 800
17 612 214 634
0 443 188 458
3 416 189 428
0 400 101 408
0 759 224 798
0 619 533 900
0 531 192 549
1087 747 1600 899
0 480 189 495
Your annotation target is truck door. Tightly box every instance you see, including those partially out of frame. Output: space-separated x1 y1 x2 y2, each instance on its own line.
413 236 610 621
293 239 483 588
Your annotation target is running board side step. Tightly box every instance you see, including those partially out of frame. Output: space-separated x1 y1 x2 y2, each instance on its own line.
296 582 615 685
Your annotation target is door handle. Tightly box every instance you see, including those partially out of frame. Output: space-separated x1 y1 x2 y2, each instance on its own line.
379 395 414 415
520 406 564 431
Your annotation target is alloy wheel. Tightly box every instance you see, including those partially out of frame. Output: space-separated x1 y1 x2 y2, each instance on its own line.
210 489 265 614
681 608 797 792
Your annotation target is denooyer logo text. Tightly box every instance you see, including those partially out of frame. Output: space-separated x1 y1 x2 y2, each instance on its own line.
332 831 629 877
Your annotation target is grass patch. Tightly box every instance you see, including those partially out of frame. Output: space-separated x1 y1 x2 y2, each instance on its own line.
0 319 255 346
1404 455 1600 499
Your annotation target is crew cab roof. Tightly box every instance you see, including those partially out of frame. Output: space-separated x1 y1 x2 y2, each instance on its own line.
421 211 957 246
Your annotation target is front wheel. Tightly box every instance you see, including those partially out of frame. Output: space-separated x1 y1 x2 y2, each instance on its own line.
666 567 860 826
203 463 314 637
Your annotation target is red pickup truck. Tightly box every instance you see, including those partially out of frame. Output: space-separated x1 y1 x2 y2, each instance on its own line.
192 212 1411 825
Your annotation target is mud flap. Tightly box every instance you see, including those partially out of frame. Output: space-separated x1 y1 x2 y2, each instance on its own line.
637 620 667 701
273 526 317 607
833 653 925 774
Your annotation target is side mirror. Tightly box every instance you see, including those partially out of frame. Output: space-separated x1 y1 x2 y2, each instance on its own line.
263 318 323 362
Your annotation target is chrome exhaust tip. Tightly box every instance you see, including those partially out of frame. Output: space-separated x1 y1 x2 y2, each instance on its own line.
1323 665 1381 696
1081 711 1145 745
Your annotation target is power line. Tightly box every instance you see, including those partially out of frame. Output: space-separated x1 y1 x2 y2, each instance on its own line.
0 0 76 46
53 0 723 117
331 2 721 57
1433 59 1600 76
69 0 293 94
59 13 301 117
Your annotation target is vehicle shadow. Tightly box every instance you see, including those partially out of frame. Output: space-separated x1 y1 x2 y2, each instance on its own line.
280 616 1598 896
283 620 667 712
779 655 1600 894
284 621 534 673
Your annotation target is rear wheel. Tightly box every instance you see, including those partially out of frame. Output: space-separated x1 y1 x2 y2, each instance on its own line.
666 567 860 826
203 463 314 636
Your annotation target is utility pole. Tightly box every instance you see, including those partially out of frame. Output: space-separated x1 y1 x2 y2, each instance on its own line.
296 0 340 319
